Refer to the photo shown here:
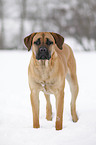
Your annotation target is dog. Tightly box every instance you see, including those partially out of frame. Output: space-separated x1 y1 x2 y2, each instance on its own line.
24 32 79 130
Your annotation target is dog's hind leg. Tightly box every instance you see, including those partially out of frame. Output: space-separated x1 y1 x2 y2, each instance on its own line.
66 50 79 122
45 94 52 121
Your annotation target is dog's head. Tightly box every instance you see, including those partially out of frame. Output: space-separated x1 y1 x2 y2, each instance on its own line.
24 32 64 60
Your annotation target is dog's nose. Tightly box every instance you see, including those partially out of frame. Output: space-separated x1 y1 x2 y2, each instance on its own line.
39 47 47 53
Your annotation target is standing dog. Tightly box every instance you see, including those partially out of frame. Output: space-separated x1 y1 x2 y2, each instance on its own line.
24 32 79 130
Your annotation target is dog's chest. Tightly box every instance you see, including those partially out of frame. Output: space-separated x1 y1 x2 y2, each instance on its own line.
41 83 48 94
40 81 55 94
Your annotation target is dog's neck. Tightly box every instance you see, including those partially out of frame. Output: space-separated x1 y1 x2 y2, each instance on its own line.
30 52 59 81
32 51 58 67
38 60 50 67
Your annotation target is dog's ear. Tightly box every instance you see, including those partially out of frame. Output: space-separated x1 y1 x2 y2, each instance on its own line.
24 33 36 51
50 32 64 50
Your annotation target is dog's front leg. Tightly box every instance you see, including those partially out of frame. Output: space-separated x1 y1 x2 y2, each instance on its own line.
55 89 64 130
30 90 40 128
45 93 52 121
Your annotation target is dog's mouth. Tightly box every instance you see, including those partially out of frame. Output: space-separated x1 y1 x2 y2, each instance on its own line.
36 55 51 60
39 54 51 60
36 53 51 60
36 47 51 60
40 55 47 60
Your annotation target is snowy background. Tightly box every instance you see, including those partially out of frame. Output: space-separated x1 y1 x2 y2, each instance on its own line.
0 47 96 145
0 0 96 145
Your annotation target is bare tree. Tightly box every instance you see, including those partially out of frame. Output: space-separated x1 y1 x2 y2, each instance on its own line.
18 0 26 49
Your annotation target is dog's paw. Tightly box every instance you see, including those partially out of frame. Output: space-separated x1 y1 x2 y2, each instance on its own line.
46 114 52 121
72 114 78 122
55 120 62 130
33 122 40 128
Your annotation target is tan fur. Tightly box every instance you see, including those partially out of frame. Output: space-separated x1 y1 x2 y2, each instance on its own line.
24 32 79 130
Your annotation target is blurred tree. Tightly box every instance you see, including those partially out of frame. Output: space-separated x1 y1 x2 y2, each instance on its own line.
0 0 96 50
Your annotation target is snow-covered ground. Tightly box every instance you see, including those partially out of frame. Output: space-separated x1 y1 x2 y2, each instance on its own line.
0 50 96 145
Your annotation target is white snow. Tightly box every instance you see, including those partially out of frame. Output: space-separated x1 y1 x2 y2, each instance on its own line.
0 50 96 145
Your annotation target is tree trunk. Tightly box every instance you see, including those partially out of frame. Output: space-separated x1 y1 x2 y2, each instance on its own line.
0 0 4 49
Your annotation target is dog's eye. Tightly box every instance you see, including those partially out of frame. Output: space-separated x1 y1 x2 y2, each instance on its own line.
46 38 53 45
34 38 41 45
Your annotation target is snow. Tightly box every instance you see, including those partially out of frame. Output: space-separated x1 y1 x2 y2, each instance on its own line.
0 50 96 145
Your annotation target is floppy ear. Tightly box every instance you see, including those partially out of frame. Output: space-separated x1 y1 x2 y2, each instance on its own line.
24 33 36 51
50 32 64 50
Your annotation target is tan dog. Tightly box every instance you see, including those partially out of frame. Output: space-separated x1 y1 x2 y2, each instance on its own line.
24 32 79 130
